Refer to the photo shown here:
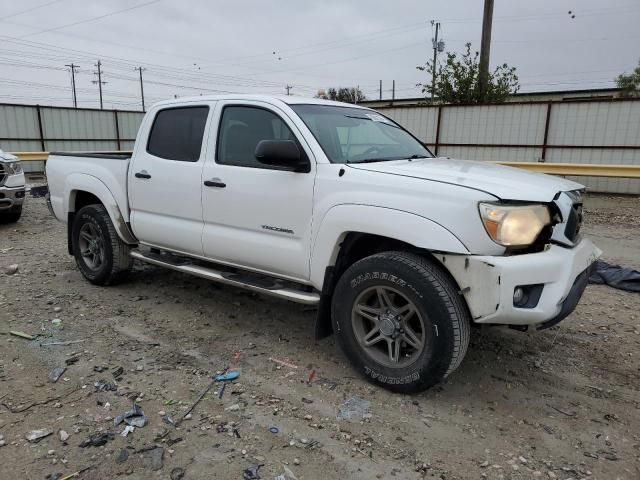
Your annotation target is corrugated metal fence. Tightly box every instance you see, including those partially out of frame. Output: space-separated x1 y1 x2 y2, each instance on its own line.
378 98 640 194
0 103 144 172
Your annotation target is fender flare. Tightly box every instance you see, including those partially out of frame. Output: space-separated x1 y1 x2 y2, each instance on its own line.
65 173 137 245
309 204 469 288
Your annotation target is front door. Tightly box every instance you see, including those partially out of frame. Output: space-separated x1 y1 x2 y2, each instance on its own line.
201 101 315 281
128 104 211 256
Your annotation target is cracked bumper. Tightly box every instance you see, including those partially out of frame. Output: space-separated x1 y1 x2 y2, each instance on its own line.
439 238 601 326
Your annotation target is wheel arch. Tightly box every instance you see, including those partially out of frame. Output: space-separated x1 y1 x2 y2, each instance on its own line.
65 174 137 254
311 205 470 339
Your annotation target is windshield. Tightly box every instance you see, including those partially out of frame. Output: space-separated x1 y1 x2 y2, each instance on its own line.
290 104 433 164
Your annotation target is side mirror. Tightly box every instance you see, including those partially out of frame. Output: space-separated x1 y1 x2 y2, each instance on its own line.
255 140 309 172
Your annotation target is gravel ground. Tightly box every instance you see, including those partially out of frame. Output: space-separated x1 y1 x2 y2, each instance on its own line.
1 195 639 480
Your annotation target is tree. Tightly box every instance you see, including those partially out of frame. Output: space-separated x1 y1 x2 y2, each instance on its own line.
417 43 519 104
615 60 640 97
316 87 366 104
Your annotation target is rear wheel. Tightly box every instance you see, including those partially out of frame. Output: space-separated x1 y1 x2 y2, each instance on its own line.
0 205 22 224
72 204 132 285
332 251 470 393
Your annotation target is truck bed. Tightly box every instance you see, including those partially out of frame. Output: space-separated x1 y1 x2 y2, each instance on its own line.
46 152 132 224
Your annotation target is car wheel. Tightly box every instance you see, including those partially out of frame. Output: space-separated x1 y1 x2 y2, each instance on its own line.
332 251 470 393
0 205 22 224
72 204 132 285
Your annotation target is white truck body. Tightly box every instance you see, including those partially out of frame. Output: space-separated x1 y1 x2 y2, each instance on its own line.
46 95 600 391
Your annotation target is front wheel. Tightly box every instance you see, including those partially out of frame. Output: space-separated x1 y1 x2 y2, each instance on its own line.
72 204 133 285
0 205 22 224
331 251 470 393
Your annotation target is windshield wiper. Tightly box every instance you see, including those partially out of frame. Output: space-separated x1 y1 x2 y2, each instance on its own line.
408 154 430 159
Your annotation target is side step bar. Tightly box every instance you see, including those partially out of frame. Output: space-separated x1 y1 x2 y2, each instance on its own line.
130 250 320 305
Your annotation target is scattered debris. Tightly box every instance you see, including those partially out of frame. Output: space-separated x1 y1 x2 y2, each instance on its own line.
51 318 63 330
40 339 84 346
48 367 66 383
548 404 577 417
115 449 129 464
215 370 240 381
174 379 215 426
269 426 279 434
170 467 186 480
79 432 113 448
64 356 79 366
26 428 53 442
275 466 298 480
4 264 19 275
589 260 640 292
121 425 135 437
143 447 164 471
1 387 76 413
269 357 298 369
112 366 124 378
218 382 227 399
10 330 35 340
307 369 317 384
94 379 117 392
114 403 146 427
337 396 371 420
243 464 263 480
59 466 91 480
30 185 49 198
59 430 69 442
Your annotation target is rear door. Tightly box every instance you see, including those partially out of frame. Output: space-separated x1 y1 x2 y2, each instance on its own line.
128 104 212 255
201 101 316 281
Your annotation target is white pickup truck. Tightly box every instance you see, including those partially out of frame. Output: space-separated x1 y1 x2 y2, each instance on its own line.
46 95 600 392
0 149 26 223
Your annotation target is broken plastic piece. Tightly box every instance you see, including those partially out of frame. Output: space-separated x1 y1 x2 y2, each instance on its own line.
114 403 146 428
26 428 53 442
215 370 240 381
48 367 66 383
243 464 263 480
268 357 298 369
269 426 279 434
94 379 117 392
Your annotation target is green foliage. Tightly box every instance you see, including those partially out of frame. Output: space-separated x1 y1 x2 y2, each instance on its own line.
615 60 640 97
316 87 366 104
417 43 519 104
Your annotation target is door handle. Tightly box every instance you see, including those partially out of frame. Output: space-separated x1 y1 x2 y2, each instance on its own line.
135 170 151 179
204 179 226 188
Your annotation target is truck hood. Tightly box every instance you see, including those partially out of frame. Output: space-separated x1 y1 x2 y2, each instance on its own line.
348 157 583 202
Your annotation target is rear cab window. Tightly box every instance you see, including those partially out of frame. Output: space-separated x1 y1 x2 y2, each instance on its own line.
147 106 209 162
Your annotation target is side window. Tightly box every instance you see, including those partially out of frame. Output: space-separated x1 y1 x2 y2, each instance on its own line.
147 106 209 162
217 106 299 168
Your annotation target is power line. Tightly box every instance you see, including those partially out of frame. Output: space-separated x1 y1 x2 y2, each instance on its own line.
0 0 68 21
18 0 163 38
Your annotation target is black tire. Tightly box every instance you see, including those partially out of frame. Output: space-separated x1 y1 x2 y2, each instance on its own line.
331 251 470 393
0 205 22 224
72 204 133 285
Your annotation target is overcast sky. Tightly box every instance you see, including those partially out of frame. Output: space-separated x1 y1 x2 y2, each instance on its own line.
0 0 638 110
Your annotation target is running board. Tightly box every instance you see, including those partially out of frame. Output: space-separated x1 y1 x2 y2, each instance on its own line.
130 250 320 305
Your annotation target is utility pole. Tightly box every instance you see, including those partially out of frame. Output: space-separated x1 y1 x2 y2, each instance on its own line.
135 66 146 112
478 0 494 101
285 85 293 96
92 60 106 110
379 80 382 100
392 80 395 103
431 21 440 102
65 63 79 108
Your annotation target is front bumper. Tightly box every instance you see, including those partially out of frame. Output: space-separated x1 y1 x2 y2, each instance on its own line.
0 186 26 210
440 238 601 327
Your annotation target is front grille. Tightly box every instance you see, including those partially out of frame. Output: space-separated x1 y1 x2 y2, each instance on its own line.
0 164 6 186
564 203 583 242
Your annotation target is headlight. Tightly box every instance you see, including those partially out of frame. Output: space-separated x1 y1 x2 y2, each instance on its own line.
479 203 551 247
5 161 23 175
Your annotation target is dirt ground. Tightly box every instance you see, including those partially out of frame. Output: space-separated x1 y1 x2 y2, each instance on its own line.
1 194 639 480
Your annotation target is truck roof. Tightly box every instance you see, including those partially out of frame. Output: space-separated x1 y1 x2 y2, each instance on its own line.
151 94 373 110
